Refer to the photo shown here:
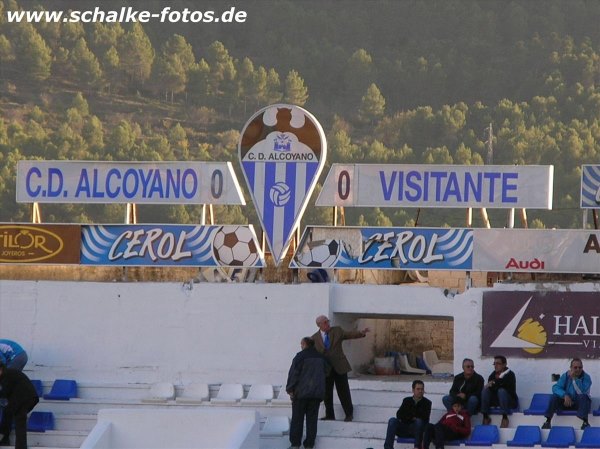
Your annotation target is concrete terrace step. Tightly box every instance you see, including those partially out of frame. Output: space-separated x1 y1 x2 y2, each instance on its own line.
2 447 76 449
51 413 97 432
27 429 88 448
37 397 297 416
348 376 453 395
331 403 448 424
343 388 446 408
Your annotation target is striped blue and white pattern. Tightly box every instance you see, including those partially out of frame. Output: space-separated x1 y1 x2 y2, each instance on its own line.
243 160 320 263
435 228 473 267
581 165 600 208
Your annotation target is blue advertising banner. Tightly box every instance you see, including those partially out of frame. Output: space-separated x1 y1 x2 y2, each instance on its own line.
290 226 473 270
581 164 600 208
81 224 264 267
239 104 327 266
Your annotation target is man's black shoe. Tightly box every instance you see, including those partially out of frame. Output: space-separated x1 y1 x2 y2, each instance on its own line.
320 416 335 421
344 415 353 422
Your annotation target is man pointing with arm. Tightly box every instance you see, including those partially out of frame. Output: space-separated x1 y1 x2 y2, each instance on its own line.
312 315 369 422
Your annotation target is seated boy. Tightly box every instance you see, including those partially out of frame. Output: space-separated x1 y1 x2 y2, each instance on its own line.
426 398 471 449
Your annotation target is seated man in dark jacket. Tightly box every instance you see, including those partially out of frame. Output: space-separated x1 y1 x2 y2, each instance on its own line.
0 361 40 449
286 337 327 449
384 379 432 449
481 355 518 428
442 358 484 416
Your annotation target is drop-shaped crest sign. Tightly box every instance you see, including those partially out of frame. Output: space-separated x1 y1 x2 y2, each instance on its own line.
239 104 327 265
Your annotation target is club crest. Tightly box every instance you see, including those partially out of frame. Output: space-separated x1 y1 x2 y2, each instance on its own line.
239 104 327 265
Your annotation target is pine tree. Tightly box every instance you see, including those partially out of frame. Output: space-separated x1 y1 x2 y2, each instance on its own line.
206 41 235 99
14 23 52 81
238 57 256 114
69 37 103 88
153 35 195 102
251 66 268 107
187 59 211 105
153 55 186 102
71 92 89 117
263 68 282 104
118 23 154 86
0 34 14 78
102 46 120 93
358 83 385 123
91 23 125 55
345 48 374 95
284 69 308 106
162 35 195 72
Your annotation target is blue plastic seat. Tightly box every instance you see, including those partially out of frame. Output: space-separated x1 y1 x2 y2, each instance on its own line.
27 411 54 432
506 425 541 447
523 393 552 415
576 426 600 448
43 379 77 400
541 426 576 448
465 425 500 446
30 379 43 397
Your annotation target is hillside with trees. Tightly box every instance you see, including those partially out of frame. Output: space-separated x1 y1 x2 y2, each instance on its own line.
1 0 600 230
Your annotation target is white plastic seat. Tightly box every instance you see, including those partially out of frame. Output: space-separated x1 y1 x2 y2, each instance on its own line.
399 354 426 374
175 383 210 404
423 350 453 374
210 383 244 405
241 384 274 405
260 416 290 436
271 385 292 406
141 382 175 403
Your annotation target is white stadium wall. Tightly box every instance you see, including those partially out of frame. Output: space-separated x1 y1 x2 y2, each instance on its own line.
0 281 330 384
1 280 600 403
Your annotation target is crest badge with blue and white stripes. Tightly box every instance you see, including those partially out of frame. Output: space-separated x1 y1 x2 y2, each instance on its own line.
239 104 327 265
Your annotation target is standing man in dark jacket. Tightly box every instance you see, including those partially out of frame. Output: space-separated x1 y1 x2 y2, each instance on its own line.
442 358 484 416
0 361 39 449
312 315 369 422
481 355 518 428
384 379 432 449
286 337 327 449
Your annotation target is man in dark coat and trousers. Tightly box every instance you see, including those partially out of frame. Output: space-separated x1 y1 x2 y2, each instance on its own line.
286 337 328 449
0 361 39 449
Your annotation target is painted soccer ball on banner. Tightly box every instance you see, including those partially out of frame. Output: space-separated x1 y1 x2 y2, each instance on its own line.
295 239 341 268
212 226 259 267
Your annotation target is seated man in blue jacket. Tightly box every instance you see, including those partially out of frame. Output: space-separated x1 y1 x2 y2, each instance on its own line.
542 358 592 430
0 340 28 371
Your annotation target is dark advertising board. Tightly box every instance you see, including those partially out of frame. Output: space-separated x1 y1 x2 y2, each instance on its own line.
483 291 600 359
0 224 80 264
